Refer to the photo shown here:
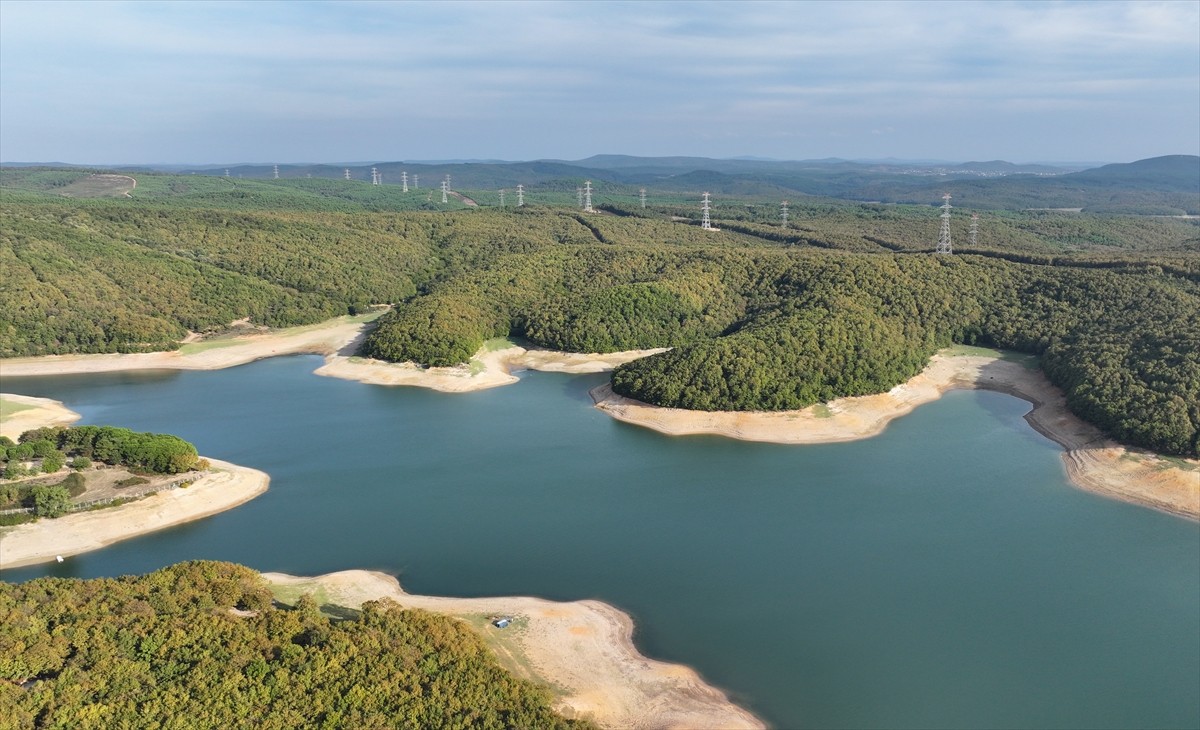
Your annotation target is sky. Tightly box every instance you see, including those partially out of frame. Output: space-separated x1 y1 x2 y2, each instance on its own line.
1 0 1197 165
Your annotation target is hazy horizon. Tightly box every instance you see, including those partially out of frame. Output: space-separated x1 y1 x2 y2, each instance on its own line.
2 1 1198 165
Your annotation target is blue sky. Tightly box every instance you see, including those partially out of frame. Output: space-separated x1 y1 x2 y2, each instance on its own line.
1 0 1197 164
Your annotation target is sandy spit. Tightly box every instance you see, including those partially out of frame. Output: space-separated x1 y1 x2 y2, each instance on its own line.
315 344 668 392
0 458 269 570
0 393 82 440
0 315 372 377
264 570 764 730
592 353 1199 520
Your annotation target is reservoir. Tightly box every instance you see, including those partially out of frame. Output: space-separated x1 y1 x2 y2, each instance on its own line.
3 355 1198 729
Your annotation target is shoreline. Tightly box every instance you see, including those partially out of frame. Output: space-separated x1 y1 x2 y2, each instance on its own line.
0 313 376 378
591 353 1200 520
264 570 764 730
0 457 269 570
0 393 82 440
4 322 1195 518
315 342 668 392
0 313 663 394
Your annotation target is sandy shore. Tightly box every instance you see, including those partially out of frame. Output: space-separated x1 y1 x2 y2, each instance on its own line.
0 393 82 440
0 315 374 377
0 313 663 396
264 570 763 730
315 343 668 392
592 353 1200 520
0 458 268 570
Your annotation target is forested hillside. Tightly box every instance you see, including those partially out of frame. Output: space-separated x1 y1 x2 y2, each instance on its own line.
1 171 1197 456
0 562 589 729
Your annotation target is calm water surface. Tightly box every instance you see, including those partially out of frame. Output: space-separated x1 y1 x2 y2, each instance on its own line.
4 355 1198 729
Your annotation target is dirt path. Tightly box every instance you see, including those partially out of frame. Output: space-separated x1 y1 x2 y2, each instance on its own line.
448 190 478 207
265 570 763 730
591 353 1199 520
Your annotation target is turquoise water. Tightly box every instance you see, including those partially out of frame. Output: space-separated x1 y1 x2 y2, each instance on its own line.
3 355 1198 729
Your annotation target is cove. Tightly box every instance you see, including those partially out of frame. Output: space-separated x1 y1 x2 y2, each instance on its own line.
3 354 1198 730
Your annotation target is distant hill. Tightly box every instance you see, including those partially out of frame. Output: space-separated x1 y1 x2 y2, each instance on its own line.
6 154 1196 213
848 155 1200 214
1062 155 1200 190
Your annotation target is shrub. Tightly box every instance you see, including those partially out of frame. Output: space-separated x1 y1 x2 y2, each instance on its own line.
70 456 91 470
30 485 72 518
41 451 65 474
60 472 87 497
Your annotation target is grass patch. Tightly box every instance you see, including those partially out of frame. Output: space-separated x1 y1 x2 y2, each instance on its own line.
0 512 36 527
811 403 833 418
483 337 516 352
178 338 245 355
115 476 150 488
468 359 487 376
942 344 1039 369
269 582 331 609
0 398 37 420
1158 455 1200 472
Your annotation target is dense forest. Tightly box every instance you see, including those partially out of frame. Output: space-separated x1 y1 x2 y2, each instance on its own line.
3 425 200 476
0 561 588 729
1 170 1198 457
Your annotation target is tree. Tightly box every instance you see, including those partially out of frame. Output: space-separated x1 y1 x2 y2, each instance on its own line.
30 485 71 518
40 451 65 474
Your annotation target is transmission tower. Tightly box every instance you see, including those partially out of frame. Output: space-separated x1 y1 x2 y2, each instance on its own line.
640 188 647 209
413 174 418 189
273 165 279 180
516 184 524 206
584 181 594 212
441 175 449 204
781 200 789 228
969 213 979 247
701 192 713 230
576 187 583 207
344 168 351 180
499 189 505 207
936 193 953 254
371 167 379 185
224 169 230 177
401 171 409 192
